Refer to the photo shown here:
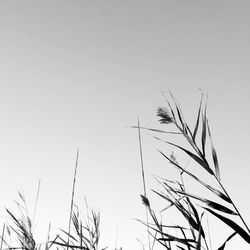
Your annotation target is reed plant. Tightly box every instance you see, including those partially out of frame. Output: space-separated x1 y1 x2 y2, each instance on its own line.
1 92 249 250
1 151 121 250
4 191 37 250
137 92 250 249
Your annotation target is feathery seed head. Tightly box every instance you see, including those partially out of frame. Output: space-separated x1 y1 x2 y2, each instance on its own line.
157 107 173 124
140 195 150 207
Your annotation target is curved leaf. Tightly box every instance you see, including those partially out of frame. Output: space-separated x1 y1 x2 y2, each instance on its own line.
158 150 231 203
201 109 207 157
176 191 237 215
207 119 221 181
193 94 203 141
155 138 214 175
218 232 237 250
203 207 250 244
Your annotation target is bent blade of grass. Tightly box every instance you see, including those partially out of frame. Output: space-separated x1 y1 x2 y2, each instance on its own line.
152 190 177 212
177 225 192 250
169 92 185 129
153 188 203 237
207 119 221 181
201 105 207 157
193 94 203 141
203 207 250 244
155 137 214 175
158 150 231 203
131 125 181 134
138 219 196 249
218 232 237 250
168 92 195 139
196 213 204 250
175 190 237 215
180 187 206 242
48 234 60 249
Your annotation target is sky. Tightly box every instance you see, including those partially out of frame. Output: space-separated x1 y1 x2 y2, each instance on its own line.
0 1 250 249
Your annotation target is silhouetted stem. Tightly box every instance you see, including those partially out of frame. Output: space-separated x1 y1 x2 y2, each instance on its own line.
67 149 79 250
137 119 152 250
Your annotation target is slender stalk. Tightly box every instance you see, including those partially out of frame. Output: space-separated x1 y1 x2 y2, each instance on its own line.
67 149 79 250
137 118 151 250
32 179 41 226
0 223 5 250
45 223 51 250
206 217 212 250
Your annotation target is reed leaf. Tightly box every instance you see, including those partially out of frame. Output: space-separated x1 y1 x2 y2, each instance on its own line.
196 213 204 250
158 150 231 203
193 94 203 141
201 107 207 157
207 119 221 181
131 125 181 134
155 137 214 175
203 207 250 244
175 191 237 215
217 232 237 250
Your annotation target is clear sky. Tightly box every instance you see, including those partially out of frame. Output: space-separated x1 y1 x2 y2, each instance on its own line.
0 1 249 249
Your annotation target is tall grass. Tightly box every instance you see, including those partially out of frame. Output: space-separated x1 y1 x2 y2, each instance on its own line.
1 92 249 250
138 92 250 249
0 151 120 250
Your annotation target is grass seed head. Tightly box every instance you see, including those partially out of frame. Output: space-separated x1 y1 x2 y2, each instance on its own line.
140 195 150 207
157 107 173 124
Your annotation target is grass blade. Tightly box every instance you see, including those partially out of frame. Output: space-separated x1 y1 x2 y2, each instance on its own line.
158 150 231 203
196 213 204 250
176 191 237 215
155 138 214 175
193 94 203 141
217 232 237 250
203 207 250 244
140 221 196 249
201 107 207 157
207 119 221 181
131 125 180 134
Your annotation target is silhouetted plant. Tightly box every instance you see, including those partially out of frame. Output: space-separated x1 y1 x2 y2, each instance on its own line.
1 150 121 250
138 92 250 249
3 192 38 250
54 201 106 250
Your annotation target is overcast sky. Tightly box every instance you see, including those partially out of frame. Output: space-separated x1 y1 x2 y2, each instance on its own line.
0 1 249 249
